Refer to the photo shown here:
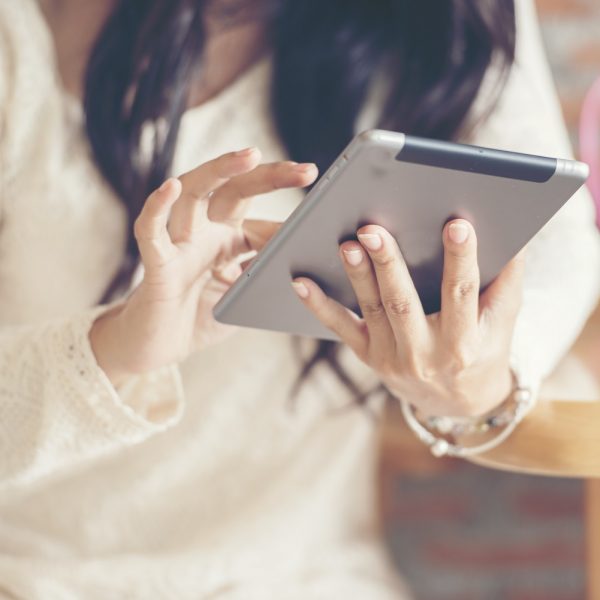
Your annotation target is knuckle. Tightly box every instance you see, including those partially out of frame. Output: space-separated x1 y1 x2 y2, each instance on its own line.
447 278 479 302
265 177 282 192
372 252 396 270
360 300 386 318
382 296 412 318
264 166 284 190
446 346 476 374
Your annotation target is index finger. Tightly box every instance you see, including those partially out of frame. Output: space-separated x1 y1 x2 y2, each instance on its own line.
178 147 262 199
169 147 262 237
355 224 428 348
207 162 317 225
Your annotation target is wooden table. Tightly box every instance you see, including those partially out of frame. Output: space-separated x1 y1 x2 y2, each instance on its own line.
379 304 600 597
471 305 600 478
472 305 600 598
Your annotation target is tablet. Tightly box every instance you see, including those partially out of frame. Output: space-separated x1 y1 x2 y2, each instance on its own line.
213 130 589 340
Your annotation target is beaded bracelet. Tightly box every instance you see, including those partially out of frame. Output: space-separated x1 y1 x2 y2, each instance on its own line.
400 375 534 458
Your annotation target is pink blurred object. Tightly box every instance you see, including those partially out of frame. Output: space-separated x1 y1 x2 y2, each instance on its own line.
580 76 600 228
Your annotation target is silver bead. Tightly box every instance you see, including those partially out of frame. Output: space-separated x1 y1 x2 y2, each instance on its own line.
433 416 455 435
515 388 531 404
431 439 450 457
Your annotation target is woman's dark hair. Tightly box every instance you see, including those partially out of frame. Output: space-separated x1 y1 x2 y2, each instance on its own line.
85 0 516 400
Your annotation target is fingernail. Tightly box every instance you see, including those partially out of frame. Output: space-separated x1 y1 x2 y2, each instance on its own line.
343 248 363 266
358 233 382 251
291 281 309 299
159 178 173 192
448 222 469 244
293 163 317 173
235 147 258 157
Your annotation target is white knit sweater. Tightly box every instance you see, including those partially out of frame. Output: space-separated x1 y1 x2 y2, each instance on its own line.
0 1 599 598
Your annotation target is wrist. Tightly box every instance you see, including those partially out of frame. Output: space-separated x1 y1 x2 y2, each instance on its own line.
466 365 514 419
405 364 515 421
89 304 131 387
400 368 534 458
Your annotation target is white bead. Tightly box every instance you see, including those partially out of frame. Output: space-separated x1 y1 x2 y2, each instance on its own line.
431 439 450 457
434 417 455 435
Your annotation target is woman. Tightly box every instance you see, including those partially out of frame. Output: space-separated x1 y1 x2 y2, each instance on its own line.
0 0 598 598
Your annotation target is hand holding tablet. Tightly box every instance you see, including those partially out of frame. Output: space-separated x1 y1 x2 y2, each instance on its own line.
214 129 589 340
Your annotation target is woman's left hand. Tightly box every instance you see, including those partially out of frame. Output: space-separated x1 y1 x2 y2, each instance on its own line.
292 220 526 418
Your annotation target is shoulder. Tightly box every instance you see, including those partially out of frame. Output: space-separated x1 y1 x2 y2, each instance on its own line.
0 0 57 115
468 0 570 157
0 0 63 190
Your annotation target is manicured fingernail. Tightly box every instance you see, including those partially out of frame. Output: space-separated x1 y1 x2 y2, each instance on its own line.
235 146 258 157
292 281 309 299
159 178 173 192
358 233 382 251
448 222 469 244
293 163 317 173
343 248 363 266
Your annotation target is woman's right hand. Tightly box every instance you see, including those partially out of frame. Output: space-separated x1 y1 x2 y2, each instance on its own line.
90 148 318 385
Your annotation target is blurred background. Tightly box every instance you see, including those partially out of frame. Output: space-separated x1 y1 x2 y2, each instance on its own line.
538 0 600 146
381 1 600 599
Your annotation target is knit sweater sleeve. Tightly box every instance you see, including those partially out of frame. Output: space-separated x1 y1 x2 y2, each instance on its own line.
0 308 184 489
468 0 600 402
0 1 185 491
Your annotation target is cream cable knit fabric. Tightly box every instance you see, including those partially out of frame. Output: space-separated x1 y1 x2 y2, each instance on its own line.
0 0 599 598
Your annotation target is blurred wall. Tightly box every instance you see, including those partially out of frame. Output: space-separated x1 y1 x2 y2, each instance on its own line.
536 0 600 147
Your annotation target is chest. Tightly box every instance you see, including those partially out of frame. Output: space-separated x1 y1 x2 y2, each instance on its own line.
40 0 268 111
1 2 301 324
0 98 127 325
